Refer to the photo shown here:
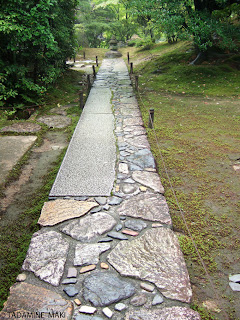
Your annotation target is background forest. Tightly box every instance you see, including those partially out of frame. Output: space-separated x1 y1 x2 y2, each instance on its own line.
0 0 239 109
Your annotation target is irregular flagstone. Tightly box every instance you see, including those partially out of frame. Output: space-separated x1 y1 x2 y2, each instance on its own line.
0 282 72 320
124 219 147 231
127 135 150 149
107 228 192 303
38 199 98 226
117 193 171 224
125 307 201 320
1 122 41 133
132 171 164 193
83 271 136 307
126 149 156 169
74 243 111 266
61 212 116 242
37 115 71 128
22 230 69 286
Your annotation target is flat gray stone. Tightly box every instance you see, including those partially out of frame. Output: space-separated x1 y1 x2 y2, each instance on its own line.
98 237 113 243
122 183 138 194
132 171 164 193
74 243 111 266
130 294 147 306
95 197 107 205
38 115 71 128
107 231 128 240
124 219 147 231
107 228 192 303
108 196 123 205
38 199 98 226
115 224 123 231
67 267 78 278
229 274 240 283
126 307 201 320
229 282 240 291
117 193 171 224
83 271 135 307
115 303 126 311
1 122 41 133
126 149 155 169
63 286 79 297
62 278 77 284
22 230 69 286
0 283 73 319
127 135 150 149
129 163 143 171
61 212 116 242
152 294 164 305
0 136 37 182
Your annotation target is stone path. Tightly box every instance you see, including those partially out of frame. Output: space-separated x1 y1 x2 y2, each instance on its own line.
0 59 201 320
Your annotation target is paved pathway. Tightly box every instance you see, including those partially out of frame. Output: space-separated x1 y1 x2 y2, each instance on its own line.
0 59 201 320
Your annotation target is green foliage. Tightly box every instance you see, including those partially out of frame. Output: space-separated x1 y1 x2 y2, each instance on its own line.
0 0 78 108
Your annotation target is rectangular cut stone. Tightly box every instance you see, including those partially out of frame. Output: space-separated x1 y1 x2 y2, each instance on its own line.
80 265 96 274
79 306 97 314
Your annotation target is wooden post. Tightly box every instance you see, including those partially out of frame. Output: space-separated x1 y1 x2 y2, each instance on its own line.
148 109 154 128
130 62 133 74
96 56 98 67
83 51 86 59
87 74 91 89
79 91 84 109
92 65 96 78
135 75 139 90
127 52 130 64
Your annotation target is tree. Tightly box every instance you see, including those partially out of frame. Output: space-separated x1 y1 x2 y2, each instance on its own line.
0 0 78 108
130 0 240 61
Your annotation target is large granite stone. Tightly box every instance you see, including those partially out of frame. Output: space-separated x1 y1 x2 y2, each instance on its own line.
132 171 164 193
126 149 155 169
0 282 72 320
83 272 135 307
74 243 111 266
61 212 116 242
37 115 71 128
126 307 201 320
117 193 171 224
22 230 69 286
38 199 98 226
107 228 192 303
127 135 150 149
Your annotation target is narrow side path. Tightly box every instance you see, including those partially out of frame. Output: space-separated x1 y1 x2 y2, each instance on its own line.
0 59 201 320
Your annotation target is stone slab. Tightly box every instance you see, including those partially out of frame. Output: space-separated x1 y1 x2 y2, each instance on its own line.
1 122 41 133
83 271 135 307
22 230 69 286
107 228 192 303
0 136 37 182
61 212 116 242
126 149 156 169
37 115 71 128
117 193 171 224
49 87 116 197
126 307 201 320
74 243 111 266
132 171 164 193
38 199 98 226
0 282 72 320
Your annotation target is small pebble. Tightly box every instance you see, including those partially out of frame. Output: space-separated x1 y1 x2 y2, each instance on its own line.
115 224 123 231
62 278 77 284
16 274 26 282
63 286 79 297
67 267 77 278
140 186 147 192
229 274 240 283
80 265 96 274
101 262 109 269
74 299 81 306
120 216 126 221
115 186 120 192
98 237 113 243
102 204 110 211
229 282 240 291
140 282 155 292
152 294 164 305
108 231 128 240
91 206 102 213
152 223 163 228
115 303 126 311
130 294 147 306
102 307 113 318
79 306 96 314
122 229 139 236
95 197 107 205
